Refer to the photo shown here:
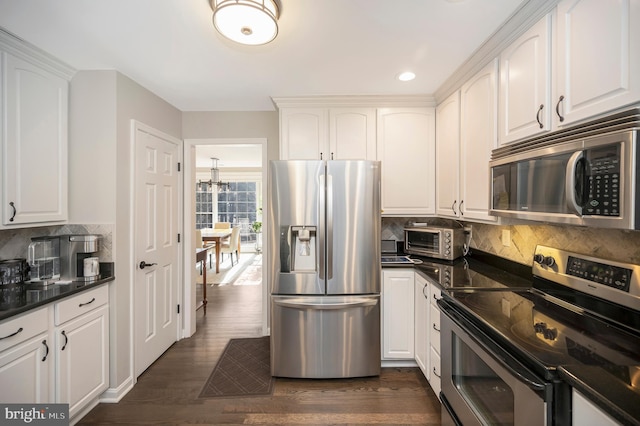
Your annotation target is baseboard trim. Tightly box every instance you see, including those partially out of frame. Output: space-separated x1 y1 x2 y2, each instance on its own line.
99 376 135 403
381 359 418 368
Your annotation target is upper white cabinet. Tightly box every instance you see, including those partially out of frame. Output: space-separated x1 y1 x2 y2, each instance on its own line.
377 108 436 216
459 60 499 222
329 108 376 160
435 92 460 218
499 14 551 144
1 34 72 226
499 0 640 145
279 108 328 160
279 107 376 160
436 61 498 222
555 0 640 125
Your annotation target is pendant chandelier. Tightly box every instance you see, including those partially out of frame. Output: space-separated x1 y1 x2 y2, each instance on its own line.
209 157 229 191
210 0 280 45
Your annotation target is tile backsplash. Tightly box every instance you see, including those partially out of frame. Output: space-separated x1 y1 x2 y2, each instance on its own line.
381 217 640 266
0 224 113 262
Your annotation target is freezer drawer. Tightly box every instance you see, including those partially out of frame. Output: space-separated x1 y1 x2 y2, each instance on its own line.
271 295 381 378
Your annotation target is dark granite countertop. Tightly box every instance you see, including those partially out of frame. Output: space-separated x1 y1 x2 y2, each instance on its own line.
559 365 640 426
0 262 115 322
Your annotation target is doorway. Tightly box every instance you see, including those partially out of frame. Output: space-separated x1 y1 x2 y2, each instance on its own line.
182 138 268 338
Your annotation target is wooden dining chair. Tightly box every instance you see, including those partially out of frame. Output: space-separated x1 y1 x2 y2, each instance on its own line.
220 226 241 266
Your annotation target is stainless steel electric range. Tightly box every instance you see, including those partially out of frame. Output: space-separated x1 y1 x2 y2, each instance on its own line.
437 245 640 425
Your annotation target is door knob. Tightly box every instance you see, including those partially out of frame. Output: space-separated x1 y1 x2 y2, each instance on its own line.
139 261 157 269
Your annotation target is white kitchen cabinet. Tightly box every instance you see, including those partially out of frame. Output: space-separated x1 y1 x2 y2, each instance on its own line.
279 107 375 160
499 14 551 144
429 284 442 396
382 268 415 359
377 108 436 216
572 389 620 426
459 59 499 222
435 91 460 218
555 0 640 127
436 61 498 222
54 285 109 420
414 272 430 379
0 308 51 403
1 48 70 226
329 108 376 160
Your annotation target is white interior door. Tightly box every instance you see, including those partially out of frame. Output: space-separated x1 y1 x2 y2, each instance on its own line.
134 123 181 377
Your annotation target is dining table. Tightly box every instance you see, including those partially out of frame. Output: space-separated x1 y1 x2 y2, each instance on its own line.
200 228 232 274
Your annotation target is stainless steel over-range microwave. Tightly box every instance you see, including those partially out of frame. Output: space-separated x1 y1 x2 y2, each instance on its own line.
404 226 465 261
489 109 640 230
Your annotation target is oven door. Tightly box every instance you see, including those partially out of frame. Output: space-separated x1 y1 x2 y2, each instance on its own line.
440 303 549 426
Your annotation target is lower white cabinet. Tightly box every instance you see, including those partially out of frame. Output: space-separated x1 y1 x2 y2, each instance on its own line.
382 269 415 359
572 389 620 426
0 284 109 422
414 273 430 378
0 307 51 403
54 285 109 419
429 284 442 396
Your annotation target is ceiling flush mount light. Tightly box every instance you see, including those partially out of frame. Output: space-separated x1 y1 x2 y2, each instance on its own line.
210 0 279 45
397 71 416 82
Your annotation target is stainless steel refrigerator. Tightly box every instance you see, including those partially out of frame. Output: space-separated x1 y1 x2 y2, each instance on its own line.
268 160 381 378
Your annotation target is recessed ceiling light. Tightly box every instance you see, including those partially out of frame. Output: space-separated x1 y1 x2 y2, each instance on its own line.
397 72 416 82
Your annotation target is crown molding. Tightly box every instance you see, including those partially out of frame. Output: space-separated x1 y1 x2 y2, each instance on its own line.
434 0 559 104
271 94 436 109
0 27 75 80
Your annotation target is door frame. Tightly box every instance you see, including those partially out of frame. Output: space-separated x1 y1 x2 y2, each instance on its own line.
130 120 183 381
182 137 269 338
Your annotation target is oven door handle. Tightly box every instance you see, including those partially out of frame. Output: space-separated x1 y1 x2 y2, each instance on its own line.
441 302 547 393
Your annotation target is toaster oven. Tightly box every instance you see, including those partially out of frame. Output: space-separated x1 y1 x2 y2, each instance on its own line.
404 226 465 261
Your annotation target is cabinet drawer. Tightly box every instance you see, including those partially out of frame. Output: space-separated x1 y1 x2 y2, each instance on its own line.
55 285 108 326
430 307 441 354
0 307 49 353
430 346 441 396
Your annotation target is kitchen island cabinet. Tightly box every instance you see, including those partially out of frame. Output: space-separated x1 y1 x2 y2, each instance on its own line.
0 33 73 227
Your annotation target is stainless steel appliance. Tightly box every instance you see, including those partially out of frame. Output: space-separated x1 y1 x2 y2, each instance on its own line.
27 236 61 284
269 160 381 378
60 234 101 282
438 246 640 425
404 226 465 260
0 259 28 310
490 108 640 229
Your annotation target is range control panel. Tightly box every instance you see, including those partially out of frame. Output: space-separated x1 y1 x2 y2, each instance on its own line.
566 256 632 292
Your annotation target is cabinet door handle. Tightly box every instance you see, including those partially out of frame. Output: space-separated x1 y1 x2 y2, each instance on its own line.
330 152 334 160
61 330 68 351
451 200 457 214
320 152 323 160
556 96 565 122
433 323 440 332
79 297 96 308
0 327 23 340
9 202 16 222
42 340 49 362
536 104 544 129
423 283 429 298
433 293 439 302
459 200 464 216
433 367 441 378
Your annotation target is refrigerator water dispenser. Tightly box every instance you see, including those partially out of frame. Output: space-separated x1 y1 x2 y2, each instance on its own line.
280 226 317 272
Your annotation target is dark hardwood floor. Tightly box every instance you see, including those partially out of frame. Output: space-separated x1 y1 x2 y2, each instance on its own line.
79 277 441 425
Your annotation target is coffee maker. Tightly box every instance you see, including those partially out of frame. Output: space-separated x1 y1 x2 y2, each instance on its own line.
60 235 101 282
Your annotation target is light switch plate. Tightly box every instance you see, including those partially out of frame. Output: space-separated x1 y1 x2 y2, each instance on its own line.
502 229 511 247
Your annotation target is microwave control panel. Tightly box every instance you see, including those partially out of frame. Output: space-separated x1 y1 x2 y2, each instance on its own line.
585 145 620 217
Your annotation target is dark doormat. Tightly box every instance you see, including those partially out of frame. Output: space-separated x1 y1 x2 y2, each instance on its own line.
199 336 274 398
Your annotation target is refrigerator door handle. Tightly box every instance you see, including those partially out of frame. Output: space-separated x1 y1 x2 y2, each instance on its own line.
326 173 333 279
272 297 379 310
318 173 326 280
